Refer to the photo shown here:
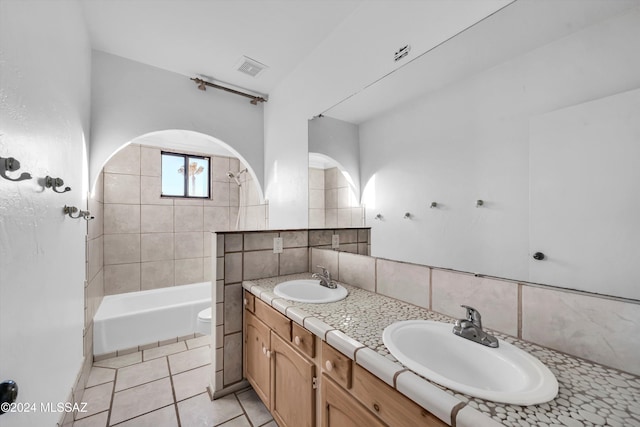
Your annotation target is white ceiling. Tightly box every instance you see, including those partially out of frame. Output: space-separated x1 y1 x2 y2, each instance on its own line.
81 0 640 126
81 0 362 96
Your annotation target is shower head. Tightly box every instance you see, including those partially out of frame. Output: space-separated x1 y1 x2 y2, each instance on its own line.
227 171 242 186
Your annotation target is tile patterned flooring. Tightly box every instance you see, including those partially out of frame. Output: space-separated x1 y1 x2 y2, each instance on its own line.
74 336 276 427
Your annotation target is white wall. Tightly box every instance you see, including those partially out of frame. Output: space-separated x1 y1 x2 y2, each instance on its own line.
0 1 91 425
264 1 509 228
359 8 640 295
90 51 264 194
308 116 360 198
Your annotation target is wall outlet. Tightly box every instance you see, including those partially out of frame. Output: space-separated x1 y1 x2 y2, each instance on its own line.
273 237 283 254
332 234 339 249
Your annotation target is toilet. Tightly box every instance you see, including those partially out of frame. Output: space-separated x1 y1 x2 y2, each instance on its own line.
196 307 212 335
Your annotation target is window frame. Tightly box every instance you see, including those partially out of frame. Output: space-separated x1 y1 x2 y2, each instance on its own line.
160 151 211 199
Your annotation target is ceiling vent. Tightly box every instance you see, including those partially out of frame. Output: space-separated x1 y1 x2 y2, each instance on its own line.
236 56 268 78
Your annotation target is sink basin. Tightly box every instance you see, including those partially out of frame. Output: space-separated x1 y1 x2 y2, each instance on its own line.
273 279 348 303
383 320 558 405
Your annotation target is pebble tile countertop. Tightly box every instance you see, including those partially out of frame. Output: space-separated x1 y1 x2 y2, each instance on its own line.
244 274 640 427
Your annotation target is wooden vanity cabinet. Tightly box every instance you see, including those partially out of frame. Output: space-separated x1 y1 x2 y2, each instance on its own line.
321 374 385 427
244 311 271 405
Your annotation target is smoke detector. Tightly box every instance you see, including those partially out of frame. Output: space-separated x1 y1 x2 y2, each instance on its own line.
235 56 268 78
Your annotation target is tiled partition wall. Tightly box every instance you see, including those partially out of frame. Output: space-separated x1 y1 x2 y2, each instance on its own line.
309 166 365 228
213 228 371 394
311 248 640 376
101 143 267 296
60 175 106 426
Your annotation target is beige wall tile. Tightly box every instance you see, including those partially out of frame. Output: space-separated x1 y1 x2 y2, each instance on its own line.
357 228 369 244
244 232 278 251
309 209 325 228
325 167 338 189
223 332 243 386
104 263 140 295
338 252 376 291
87 197 104 240
203 257 212 281
377 259 430 309
310 189 324 210
340 243 358 254
104 173 140 205
175 258 204 285
230 183 240 206
325 188 338 209
337 187 351 209
140 176 172 205
224 284 243 334
522 286 640 375
431 269 518 336
310 248 338 278
175 205 203 232
337 229 357 244
337 209 352 227
280 248 309 276
173 198 204 207
217 257 224 281
224 234 243 253
141 205 173 233
309 230 333 246
243 250 278 281
282 230 308 248
141 260 175 290
245 205 267 230
210 181 230 207
204 207 230 232
140 146 161 176
309 168 324 190
141 233 174 262
351 208 364 226
203 233 211 258
104 234 141 265
224 252 242 284
175 232 204 259
92 172 104 203
211 156 231 182
104 204 140 234
325 209 337 227
104 144 140 175
87 235 104 282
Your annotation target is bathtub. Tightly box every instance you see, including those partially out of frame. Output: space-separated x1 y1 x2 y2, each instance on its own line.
94 282 211 356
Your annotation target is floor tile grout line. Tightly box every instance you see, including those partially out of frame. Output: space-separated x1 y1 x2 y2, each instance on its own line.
232 391 255 427
109 403 176 427
166 355 183 427
105 368 118 427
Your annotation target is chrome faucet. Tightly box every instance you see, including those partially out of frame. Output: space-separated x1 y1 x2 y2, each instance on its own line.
311 265 337 289
452 305 499 348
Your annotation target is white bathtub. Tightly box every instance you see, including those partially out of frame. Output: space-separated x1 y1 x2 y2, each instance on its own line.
94 282 211 356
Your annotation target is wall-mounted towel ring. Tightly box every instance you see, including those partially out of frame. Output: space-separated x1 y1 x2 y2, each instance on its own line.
46 176 71 193
1 156 32 182
64 205 94 220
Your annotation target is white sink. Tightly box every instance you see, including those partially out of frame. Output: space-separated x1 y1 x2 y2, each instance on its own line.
273 279 348 303
383 320 558 405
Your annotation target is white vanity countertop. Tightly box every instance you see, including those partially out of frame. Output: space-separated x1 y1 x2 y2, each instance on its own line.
243 274 640 427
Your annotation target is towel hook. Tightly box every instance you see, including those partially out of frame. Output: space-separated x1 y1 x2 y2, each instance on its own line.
64 205 94 220
1 156 32 182
430 202 438 209
403 212 412 219
45 176 71 193
374 213 383 220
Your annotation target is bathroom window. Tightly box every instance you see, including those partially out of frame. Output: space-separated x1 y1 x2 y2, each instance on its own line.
161 152 210 198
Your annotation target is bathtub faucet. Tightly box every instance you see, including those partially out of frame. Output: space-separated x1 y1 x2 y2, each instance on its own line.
312 265 337 289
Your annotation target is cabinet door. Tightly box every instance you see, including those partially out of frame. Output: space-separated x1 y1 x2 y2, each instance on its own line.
321 375 386 427
245 311 271 407
271 332 316 427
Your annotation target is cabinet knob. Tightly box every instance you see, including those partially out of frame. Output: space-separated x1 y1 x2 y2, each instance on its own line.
325 360 333 372
294 336 301 346
262 346 266 354
373 403 380 412
266 350 271 359
244 298 247 306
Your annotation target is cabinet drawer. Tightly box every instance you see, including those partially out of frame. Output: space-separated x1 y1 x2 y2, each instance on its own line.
352 364 448 427
292 323 315 359
321 342 352 389
243 290 255 313
254 298 291 341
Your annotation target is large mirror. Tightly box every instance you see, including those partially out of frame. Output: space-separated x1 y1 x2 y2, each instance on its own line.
308 0 640 301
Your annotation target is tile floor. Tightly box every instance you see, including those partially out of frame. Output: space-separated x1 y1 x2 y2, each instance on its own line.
74 336 276 427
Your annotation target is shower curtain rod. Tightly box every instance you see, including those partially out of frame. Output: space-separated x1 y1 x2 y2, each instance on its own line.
190 77 267 105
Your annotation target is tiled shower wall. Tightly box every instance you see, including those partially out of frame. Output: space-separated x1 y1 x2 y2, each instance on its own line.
309 167 365 228
101 143 267 295
311 248 640 376
214 228 371 392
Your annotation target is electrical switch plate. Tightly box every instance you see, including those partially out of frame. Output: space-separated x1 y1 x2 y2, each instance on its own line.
273 237 283 254
332 234 339 249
